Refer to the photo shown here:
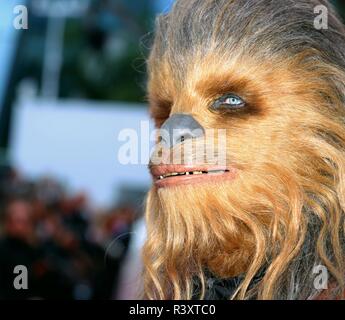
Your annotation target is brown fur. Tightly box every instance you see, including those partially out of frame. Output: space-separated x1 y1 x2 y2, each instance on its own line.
143 0 345 299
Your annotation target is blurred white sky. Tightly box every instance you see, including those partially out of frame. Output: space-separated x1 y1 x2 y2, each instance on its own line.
10 99 154 208
155 0 174 13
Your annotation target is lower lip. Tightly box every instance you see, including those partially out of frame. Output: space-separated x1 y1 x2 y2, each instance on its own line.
150 165 237 188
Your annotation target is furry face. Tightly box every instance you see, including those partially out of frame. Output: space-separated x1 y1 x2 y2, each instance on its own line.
143 0 345 300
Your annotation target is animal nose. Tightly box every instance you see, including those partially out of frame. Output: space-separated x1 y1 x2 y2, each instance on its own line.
160 113 205 148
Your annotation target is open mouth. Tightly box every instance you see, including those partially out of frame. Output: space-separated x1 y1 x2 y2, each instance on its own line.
158 169 229 180
150 165 236 187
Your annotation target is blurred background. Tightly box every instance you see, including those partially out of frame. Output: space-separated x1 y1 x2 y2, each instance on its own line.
0 0 343 300
0 0 174 300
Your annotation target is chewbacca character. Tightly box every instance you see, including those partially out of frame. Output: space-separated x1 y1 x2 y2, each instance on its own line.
143 0 345 300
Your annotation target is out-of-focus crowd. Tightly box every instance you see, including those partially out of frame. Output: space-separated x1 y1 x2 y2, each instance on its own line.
0 163 140 300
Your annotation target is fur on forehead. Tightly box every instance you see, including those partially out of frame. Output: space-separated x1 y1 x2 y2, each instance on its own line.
149 0 345 73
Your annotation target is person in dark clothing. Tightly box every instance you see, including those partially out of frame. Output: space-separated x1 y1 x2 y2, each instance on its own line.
0 199 74 299
0 199 41 299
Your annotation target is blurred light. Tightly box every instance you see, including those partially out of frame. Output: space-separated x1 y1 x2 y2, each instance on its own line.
31 0 90 18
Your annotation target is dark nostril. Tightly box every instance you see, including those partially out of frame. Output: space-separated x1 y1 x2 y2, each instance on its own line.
160 113 205 148
174 131 196 146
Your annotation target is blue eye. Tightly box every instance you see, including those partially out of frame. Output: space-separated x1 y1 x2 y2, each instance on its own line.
212 94 246 110
225 96 243 106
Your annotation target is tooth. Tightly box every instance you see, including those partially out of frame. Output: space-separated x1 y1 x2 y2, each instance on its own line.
185 172 189 175
160 176 164 179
